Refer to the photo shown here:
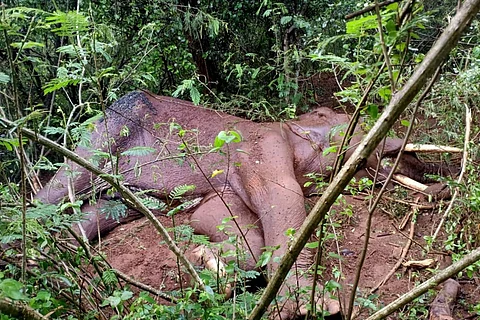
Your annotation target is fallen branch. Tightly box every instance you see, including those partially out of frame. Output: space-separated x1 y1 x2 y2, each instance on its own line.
365 246 480 320
429 279 460 320
0 298 47 320
111 268 178 303
404 144 463 153
382 196 439 209
345 0 402 20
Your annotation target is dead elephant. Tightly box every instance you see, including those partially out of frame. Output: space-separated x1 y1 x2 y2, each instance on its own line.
35 90 454 318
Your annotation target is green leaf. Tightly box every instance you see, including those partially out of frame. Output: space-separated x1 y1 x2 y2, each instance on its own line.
346 15 377 34
0 138 21 151
43 78 80 94
120 146 156 157
10 41 45 49
35 290 51 301
0 72 9 84
190 86 201 105
169 184 196 200
322 145 337 156
0 279 26 300
120 290 133 301
305 241 319 249
401 119 410 127
257 250 272 268
378 86 391 102
280 16 292 25
367 104 379 119
213 135 225 149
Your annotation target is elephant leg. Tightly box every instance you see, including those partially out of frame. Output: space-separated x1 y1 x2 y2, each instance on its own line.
76 199 143 242
189 190 264 271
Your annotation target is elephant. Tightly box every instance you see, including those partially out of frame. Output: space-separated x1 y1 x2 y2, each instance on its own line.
35 90 454 318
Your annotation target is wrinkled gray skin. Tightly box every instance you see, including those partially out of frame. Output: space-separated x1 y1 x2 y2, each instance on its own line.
36 91 452 318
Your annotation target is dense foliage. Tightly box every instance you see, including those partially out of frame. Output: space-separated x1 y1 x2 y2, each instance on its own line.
0 0 479 319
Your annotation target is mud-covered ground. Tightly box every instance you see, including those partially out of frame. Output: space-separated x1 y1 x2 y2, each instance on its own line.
100 192 479 319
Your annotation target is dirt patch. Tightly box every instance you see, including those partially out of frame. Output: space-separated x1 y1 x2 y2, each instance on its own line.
101 212 193 302
100 193 477 318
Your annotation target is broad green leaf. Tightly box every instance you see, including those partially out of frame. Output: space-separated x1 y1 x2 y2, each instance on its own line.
10 41 45 49
0 279 26 300
0 138 20 151
367 104 379 119
322 145 338 156
257 250 272 268
401 119 410 127
346 15 377 34
213 135 225 148
0 72 9 84
121 146 156 157
305 241 319 249
378 86 391 102
190 86 201 105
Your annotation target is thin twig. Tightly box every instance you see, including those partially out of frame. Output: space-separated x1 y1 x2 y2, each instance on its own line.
345 0 402 20
111 268 178 303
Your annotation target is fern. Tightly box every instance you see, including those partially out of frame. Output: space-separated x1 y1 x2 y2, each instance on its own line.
100 200 127 221
168 184 196 200
140 197 167 211
102 270 118 286
45 11 89 36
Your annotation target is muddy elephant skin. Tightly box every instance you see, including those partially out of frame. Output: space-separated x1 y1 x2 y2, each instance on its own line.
35 90 449 318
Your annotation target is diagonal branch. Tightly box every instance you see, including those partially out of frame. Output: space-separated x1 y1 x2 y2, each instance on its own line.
248 1 480 318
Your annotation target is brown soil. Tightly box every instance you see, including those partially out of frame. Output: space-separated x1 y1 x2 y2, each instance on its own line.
100 191 478 319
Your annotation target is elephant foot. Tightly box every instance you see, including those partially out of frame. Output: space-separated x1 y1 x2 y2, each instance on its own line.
187 245 232 297
423 182 452 200
273 295 340 319
271 277 341 319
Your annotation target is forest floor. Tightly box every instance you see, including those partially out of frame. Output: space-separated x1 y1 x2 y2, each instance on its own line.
100 189 479 319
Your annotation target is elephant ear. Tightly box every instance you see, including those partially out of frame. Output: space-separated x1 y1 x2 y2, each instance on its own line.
381 138 404 157
289 123 334 151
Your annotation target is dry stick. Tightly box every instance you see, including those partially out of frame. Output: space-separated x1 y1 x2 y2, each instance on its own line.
18 129 27 283
111 268 178 303
0 298 47 320
430 106 471 245
345 0 402 20
346 62 443 320
370 206 417 294
0 119 206 292
247 2 480 318
365 245 480 320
